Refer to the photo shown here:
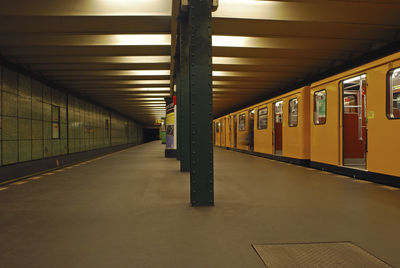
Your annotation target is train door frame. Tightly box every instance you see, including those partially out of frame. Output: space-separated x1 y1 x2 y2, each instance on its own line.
273 101 283 155
213 122 216 144
341 74 367 169
248 109 255 151
221 118 226 147
227 117 231 147
233 115 238 148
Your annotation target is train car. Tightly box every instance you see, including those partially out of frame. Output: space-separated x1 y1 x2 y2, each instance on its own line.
215 86 310 163
253 86 310 162
214 52 400 185
214 117 227 147
310 52 400 178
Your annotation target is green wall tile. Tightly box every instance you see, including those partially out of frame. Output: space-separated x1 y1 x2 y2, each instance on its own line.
75 139 80 153
60 107 67 123
43 103 51 121
61 139 67 154
32 140 43 160
43 121 51 139
18 118 31 140
32 120 43 140
68 125 74 139
60 93 67 108
42 86 51 104
18 140 32 162
2 116 17 140
18 96 32 119
68 139 75 153
2 91 17 116
80 138 85 151
31 80 42 101
2 140 18 165
52 139 60 156
2 68 18 94
60 123 67 139
52 89 64 106
18 74 31 97
44 140 52 158
32 99 43 120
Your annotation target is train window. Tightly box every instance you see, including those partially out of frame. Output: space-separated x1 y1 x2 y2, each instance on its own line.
314 90 327 125
289 98 298 127
387 68 400 119
257 107 268 130
216 122 220 133
239 113 246 131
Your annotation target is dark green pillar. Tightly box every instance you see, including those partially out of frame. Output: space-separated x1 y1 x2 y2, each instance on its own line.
175 68 181 161
179 14 191 173
188 0 214 206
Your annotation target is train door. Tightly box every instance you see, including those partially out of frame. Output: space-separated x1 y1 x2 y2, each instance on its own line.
249 110 255 151
342 75 367 169
227 117 231 147
233 115 237 148
221 119 225 147
213 122 216 144
274 101 283 155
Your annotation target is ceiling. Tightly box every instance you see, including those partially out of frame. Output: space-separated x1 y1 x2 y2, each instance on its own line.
1 0 400 126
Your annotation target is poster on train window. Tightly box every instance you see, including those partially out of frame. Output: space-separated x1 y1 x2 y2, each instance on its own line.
317 95 326 117
238 114 246 131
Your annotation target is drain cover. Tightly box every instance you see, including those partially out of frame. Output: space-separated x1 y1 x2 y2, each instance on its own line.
253 242 392 268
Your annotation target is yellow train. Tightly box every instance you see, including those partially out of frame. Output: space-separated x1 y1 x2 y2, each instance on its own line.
214 52 400 186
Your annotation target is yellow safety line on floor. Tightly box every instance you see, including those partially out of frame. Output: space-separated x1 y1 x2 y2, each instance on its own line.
28 176 41 180
0 145 136 187
380 185 399 191
0 187 8 191
354 180 372 184
43 172 55 176
12 181 28 185
55 169 64 172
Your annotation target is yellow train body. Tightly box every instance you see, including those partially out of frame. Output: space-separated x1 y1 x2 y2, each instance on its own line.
214 52 400 180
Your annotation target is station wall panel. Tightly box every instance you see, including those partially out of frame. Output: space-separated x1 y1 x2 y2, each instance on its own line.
0 65 143 167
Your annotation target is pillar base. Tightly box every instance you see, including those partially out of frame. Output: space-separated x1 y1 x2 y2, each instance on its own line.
165 149 177 158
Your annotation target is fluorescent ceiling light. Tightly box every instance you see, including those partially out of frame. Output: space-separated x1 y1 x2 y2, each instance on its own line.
213 0 281 21
125 70 170 76
213 57 265 65
117 87 170 92
112 34 170 46
213 71 243 76
96 56 170 63
120 80 170 84
129 87 170 91
213 35 269 48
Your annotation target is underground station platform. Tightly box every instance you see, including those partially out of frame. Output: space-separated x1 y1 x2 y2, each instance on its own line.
0 0 400 267
0 141 399 268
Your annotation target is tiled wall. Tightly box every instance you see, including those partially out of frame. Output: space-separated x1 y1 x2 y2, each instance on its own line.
0 66 143 167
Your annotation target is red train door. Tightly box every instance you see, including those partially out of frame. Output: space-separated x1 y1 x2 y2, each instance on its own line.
249 110 255 151
274 101 283 155
342 75 367 169
233 115 237 148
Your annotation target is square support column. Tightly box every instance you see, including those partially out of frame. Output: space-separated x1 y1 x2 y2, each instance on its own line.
179 15 191 173
175 68 181 161
188 0 214 206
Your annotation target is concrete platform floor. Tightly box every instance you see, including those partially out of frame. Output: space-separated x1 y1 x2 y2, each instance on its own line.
0 141 399 268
